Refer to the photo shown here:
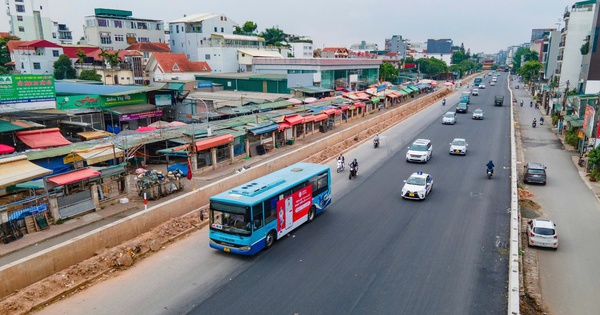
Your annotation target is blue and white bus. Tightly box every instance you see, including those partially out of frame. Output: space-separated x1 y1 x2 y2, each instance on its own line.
474 77 483 87
209 162 332 255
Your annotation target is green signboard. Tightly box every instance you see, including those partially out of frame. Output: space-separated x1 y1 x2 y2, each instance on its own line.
101 93 147 107
56 95 101 110
0 74 55 104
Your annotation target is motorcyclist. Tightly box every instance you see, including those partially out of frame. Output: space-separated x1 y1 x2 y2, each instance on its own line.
337 154 345 165
486 160 495 174
350 158 358 174
374 134 380 144
520 100 523 106
442 98 446 106
540 117 545 125
530 101 533 107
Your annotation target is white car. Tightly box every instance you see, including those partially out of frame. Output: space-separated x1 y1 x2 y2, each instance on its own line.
490 81 496 86
527 219 558 249
472 88 479 96
406 139 432 163
401 171 433 200
449 138 468 155
479 84 486 89
442 112 457 125
472 108 484 120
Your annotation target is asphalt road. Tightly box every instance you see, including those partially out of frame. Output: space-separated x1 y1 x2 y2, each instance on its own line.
40 79 511 315
515 80 600 314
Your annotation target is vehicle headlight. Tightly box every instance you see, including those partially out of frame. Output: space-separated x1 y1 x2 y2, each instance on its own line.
240 246 251 251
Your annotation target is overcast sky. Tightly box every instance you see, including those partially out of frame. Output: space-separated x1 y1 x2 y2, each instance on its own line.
0 0 576 53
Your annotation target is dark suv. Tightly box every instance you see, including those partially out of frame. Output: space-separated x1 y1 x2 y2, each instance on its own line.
523 163 547 185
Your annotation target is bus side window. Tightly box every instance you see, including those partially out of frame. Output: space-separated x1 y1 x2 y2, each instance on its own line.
253 203 264 230
314 172 329 196
309 177 318 194
265 198 278 224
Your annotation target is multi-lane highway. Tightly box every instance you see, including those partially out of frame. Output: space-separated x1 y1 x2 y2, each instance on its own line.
40 78 512 315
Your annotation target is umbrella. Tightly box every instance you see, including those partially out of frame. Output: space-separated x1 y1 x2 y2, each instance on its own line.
444 82 454 86
168 121 187 127
148 121 171 129
0 144 15 154
136 126 157 133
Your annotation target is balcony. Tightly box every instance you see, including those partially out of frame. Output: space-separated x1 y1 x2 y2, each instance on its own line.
74 63 131 71
559 41 565 47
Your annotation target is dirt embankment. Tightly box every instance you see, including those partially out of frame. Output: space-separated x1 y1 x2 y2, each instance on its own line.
0 89 452 315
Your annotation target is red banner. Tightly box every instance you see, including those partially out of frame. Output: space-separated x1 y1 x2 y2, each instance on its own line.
276 185 313 232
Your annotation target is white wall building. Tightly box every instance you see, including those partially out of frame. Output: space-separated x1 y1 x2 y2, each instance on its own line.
288 42 314 58
409 52 452 66
84 8 165 50
168 13 237 61
558 1 595 91
8 39 63 74
5 0 72 44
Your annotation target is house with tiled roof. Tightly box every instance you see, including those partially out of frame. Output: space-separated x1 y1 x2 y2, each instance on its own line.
124 42 171 83
145 52 211 82
73 48 143 85
321 47 349 58
7 39 64 74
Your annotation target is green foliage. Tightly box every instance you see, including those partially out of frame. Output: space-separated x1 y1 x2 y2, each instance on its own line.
234 21 258 35
260 27 287 46
451 51 467 65
53 54 77 79
379 62 398 82
99 49 122 68
518 60 543 82
581 42 590 55
565 129 579 147
449 64 464 78
512 47 539 72
0 66 8 75
0 35 19 71
415 57 448 78
75 49 87 64
79 69 102 81
588 146 600 168
491 64 499 70
552 112 559 126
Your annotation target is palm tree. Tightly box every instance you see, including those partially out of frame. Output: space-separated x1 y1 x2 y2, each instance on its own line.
75 49 87 65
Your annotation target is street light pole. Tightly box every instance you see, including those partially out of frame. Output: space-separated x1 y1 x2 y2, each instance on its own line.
196 98 211 136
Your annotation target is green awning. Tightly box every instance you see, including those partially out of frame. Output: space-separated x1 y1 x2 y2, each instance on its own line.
569 119 584 128
408 86 419 92
402 88 413 94
398 90 408 96
371 97 380 104
563 114 580 122
0 120 27 133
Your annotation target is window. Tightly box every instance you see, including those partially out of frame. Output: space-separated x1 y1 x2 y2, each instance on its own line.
205 54 210 60
176 25 179 33
214 27 217 32
221 27 224 32
52 50 59 57
113 20 123 28
33 63 41 70
137 22 147 30
143 52 149 58
252 203 264 231
115 34 124 42
171 40 175 45
100 36 112 45
17 16 23 21
138 37 149 43
97 19 108 27
309 172 329 196
18 26 24 32
15 4 25 13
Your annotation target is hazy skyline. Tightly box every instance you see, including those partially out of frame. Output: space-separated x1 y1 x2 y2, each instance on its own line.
1 0 576 53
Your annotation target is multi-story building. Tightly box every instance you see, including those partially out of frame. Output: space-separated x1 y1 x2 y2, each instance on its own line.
321 47 349 58
427 39 452 54
385 35 408 59
168 13 237 61
5 0 72 44
350 41 378 52
83 8 165 50
288 41 314 58
531 28 555 42
544 30 561 80
558 1 595 91
7 39 64 74
580 0 600 94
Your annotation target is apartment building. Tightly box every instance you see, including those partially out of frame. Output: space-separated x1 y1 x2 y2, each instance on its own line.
5 0 72 44
83 8 165 50
7 39 63 74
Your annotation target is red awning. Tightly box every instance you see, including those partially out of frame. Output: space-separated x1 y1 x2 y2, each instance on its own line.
284 115 305 126
278 122 292 131
15 128 72 149
354 102 366 108
322 108 336 115
392 91 404 97
303 115 315 123
386 93 398 99
314 113 328 122
0 144 15 154
339 105 349 111
356 93 370 100
335 109 343 115
195 134 234 151
47 168 101 186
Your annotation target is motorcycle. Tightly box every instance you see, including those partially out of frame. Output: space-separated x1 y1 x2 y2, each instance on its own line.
349 165 357 180
442 99 446 106
532 121 537 128
520 101 523 107
540 118 544 125
336 160 345 173
373 138 380 149
486 167 494 179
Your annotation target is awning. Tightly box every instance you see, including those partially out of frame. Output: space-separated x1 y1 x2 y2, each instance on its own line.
314 113 328 122
46 168 101 186
402 88 413 94
340 105 350 111
569 119 585 128
64 144 125 165
0 119 27 133
408 86 419 92
248 124 279 135
396 90 408 96
0 144 15 154
284 115 305 126
15 128 72 149
335 109 343 115
322 108 336 115
77 130 113 140
354 102 366 108
278 122 292 131
386 93 399 99
195 134 234 151
156 144 190 157
371 97 380 104
0 156 53 189
107 104 158 115
303 115 316 123
356 93 371 100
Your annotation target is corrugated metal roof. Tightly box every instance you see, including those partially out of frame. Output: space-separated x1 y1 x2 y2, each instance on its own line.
55 82 160 96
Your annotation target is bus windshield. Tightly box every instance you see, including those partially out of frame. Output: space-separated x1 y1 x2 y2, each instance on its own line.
210 202 252 235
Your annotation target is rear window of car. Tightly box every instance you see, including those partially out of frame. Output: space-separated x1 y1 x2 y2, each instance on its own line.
533 227 555 235
527 169 545 174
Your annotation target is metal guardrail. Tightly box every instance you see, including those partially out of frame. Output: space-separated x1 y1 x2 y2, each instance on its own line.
508 76 520 315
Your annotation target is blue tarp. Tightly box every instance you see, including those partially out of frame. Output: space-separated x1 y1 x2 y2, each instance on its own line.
8 204 47 221
167 163 188 177
248 124 278 135
31 156 71 176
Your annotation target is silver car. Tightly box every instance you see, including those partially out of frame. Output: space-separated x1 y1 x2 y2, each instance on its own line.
449 138 468 155
442 112 457 125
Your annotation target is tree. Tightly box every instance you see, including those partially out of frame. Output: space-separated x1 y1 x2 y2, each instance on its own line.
313 48 321 58
99 49 122 68
0 35 19 74
518 60 543 82
416 57 448 78
451 51 467 65
512 47 539 72
53 54 76 79
581 42 590 55
234 21 258 35
260 27 287 46
79 69 102 81
75 49 87 65
449 64 464 78
379 62 398 82
459 43 465 54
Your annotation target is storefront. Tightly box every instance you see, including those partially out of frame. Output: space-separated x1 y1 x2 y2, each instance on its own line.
247 123 278 156
44 168 102 219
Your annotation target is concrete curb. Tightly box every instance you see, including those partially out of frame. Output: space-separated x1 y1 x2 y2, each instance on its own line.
508 76 521 315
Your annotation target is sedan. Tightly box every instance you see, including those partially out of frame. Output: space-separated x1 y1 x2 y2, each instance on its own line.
472 108 484 120
442 112 457 124
527 219 558 249
479 84 486 89
449 138 468 155
401 172 433 200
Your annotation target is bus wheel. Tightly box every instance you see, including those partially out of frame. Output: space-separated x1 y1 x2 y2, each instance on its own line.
307 206 316 222
265 230 276 249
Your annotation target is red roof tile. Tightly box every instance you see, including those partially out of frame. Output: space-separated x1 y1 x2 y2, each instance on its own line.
124 42 171 52
61 46 99 58
152 53 211 73
86 49 141 61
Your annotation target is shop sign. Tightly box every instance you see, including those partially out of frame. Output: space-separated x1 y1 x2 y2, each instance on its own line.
155 94 172 106
0 74 56 113
102 93 147 107
119 110 163 121
56 95 100 110
583 105 595 138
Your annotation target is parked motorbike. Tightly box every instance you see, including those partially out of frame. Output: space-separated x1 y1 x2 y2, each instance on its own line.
349 165 357 180
486 167 494 179
373 138 380 149
336 160 345 173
